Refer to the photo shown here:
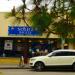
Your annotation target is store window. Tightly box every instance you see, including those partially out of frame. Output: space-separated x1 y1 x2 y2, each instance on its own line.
28 41 50 57
4 40 13 50
3 40 13 57
16 44 22 51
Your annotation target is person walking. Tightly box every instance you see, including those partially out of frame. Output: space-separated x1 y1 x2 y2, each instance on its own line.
19 56 24 68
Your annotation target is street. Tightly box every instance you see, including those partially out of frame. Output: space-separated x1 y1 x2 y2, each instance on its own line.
0 69 75 75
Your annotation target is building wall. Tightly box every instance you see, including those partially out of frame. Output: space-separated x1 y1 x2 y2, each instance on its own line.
0 12 9 37
0 12 59 38
0 12 75 49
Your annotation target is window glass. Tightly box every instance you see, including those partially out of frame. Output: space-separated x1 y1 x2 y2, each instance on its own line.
52 51 75 56
68 52 75 56
52 52 64 56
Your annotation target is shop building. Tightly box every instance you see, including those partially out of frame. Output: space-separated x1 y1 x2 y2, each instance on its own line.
0 37 58 57
0 12 75 58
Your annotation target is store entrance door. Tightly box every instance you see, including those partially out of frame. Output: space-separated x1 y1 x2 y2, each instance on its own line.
17 43 29 64
22 43 29 64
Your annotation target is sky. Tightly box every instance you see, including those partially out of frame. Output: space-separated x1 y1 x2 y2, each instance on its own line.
0 0 53 12
0 0 23 12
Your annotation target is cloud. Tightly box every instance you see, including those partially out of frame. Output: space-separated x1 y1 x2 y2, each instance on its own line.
0 0 22 12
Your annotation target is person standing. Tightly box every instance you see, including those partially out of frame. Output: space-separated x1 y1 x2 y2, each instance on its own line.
19 56 24 67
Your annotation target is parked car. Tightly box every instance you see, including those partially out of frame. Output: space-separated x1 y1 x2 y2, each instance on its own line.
29 49 75 71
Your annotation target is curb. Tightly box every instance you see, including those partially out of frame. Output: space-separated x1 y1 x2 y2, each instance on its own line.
0 67 30 69
0 66 30 69
0 65 30 69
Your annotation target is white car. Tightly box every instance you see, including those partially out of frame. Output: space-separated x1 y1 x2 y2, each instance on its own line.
29 49 75 71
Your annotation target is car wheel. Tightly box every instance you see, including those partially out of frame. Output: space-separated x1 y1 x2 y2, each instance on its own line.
34 62 44 71
73 63 75 70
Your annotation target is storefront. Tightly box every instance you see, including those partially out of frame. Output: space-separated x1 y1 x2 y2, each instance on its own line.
0 12 75 64
0 37 58 57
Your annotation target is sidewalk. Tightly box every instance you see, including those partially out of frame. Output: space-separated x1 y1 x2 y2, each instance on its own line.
0 57 30 69
0 64 30 69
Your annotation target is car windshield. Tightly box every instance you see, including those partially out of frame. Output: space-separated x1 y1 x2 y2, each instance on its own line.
46 49 75 57
46 50 60 57
46 51 54 57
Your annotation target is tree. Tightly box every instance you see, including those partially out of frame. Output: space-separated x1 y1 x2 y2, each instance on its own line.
6 0 75 49
49 0 75 48
30 0 53 34
31 6 52 34
30 0 75 49
6 0 30 26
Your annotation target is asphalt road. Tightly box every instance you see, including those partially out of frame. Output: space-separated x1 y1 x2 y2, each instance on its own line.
0 69 75 75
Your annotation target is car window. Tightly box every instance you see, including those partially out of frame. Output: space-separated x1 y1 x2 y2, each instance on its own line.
52 52 64 56
52 51 75 56
68 52 75 56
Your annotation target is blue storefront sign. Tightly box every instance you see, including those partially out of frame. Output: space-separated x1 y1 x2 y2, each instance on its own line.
8 26 40 36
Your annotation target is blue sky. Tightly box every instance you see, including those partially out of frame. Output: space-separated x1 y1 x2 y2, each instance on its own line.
0 0 23 12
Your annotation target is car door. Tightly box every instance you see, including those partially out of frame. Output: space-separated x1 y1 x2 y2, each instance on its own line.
45 51 74 66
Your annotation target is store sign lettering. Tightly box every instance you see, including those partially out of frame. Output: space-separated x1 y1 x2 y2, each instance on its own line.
8 26 40 36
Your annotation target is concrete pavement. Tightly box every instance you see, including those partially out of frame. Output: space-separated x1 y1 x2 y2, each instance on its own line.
0 57 30 69
0 64 30 69
0 69 75 75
